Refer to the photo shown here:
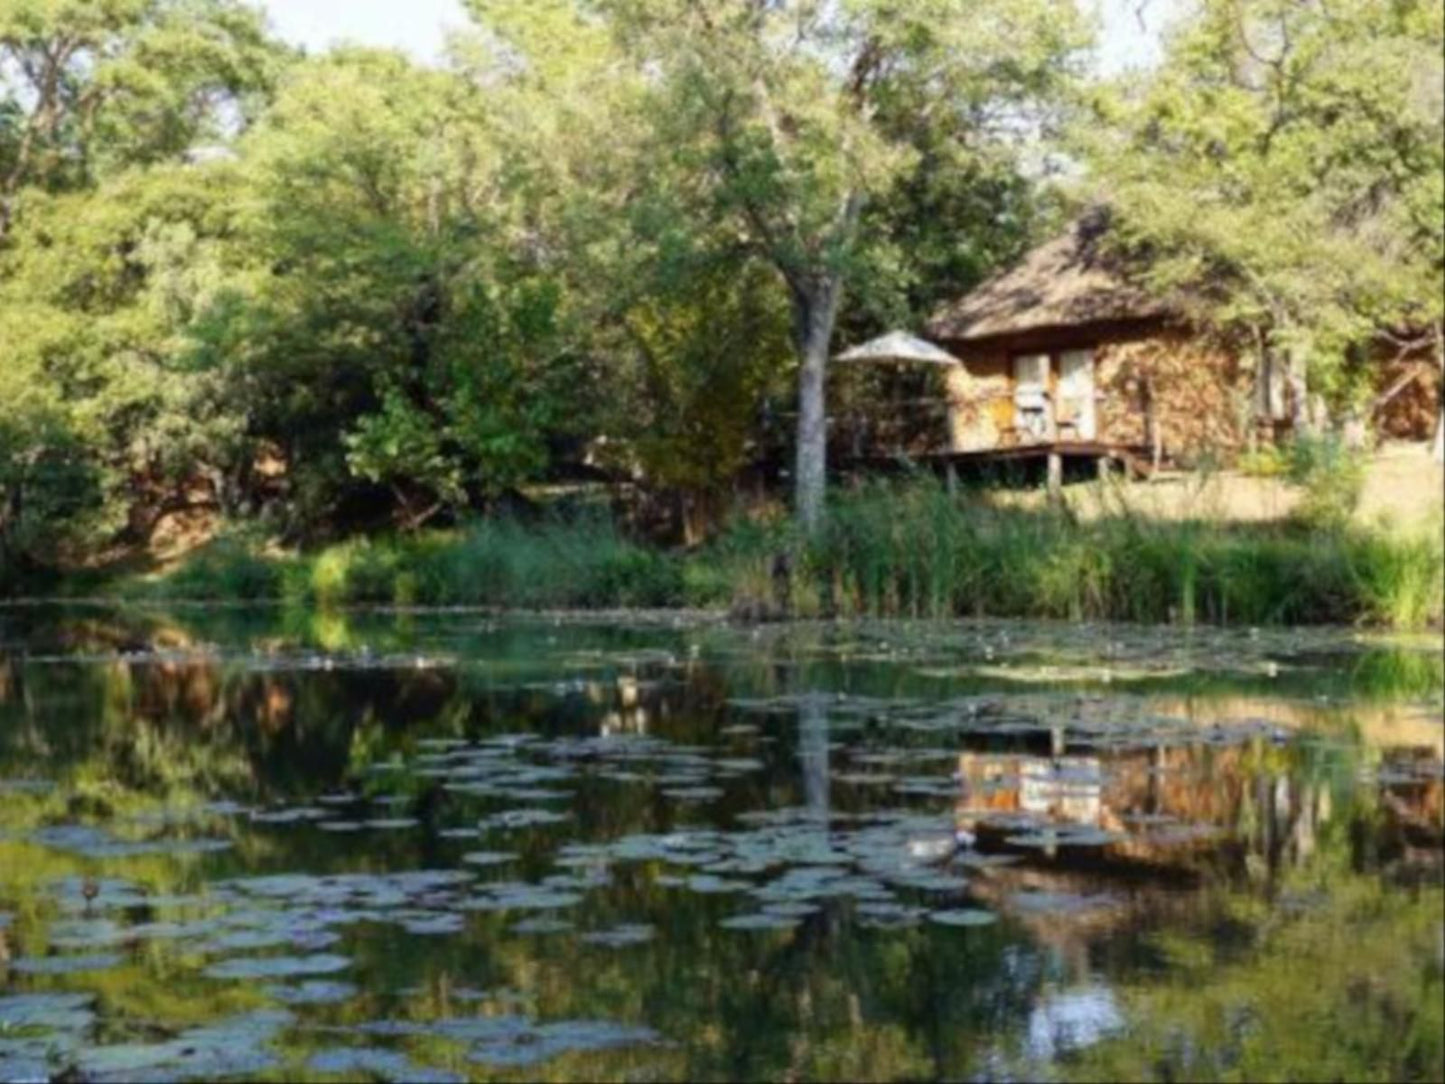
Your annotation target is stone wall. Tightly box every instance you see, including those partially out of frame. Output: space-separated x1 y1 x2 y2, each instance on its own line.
943 355 1011 451
945 326 1248 462
1375 353 1440 442
1094 330 1247 460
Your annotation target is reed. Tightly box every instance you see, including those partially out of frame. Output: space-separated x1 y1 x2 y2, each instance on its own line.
104 481 1442 628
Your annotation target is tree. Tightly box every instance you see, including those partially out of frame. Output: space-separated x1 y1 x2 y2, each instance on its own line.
210 49 581 534
469 0 1088 531
1081 0 1445 450
0 0 284 239
604 257 793 543
0 160 259 564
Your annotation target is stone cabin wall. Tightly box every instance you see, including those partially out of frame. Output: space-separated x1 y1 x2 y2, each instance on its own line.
1375 350 1441 442
941 322 1248 463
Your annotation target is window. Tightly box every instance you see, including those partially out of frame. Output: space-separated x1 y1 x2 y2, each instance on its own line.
1012 353 1049 392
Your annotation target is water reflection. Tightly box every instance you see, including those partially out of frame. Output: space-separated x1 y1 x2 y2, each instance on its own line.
0 607 1440 1082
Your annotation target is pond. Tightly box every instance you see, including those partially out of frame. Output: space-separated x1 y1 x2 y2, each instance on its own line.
0 605 1441 1082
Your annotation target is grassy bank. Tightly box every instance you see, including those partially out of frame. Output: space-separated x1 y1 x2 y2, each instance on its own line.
49 481 1445 629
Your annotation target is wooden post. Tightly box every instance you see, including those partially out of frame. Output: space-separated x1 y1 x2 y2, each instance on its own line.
1097 455 1112 483
945 461 957 496
1046 451 1063 504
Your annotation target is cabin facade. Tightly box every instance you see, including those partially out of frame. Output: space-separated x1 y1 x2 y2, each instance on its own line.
924 218 1245 466
922 216 1440 466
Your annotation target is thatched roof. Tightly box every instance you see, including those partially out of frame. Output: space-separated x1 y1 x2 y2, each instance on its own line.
834 330 961 366
926 215 1172 343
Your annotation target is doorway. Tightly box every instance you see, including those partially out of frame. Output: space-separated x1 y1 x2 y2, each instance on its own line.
1058 349 1097 440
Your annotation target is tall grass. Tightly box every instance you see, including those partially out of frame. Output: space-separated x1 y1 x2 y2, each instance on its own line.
710 478 1443 628
111 481 1442 628
122 515 684 610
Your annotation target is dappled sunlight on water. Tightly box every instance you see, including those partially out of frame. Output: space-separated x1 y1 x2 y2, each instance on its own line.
0 607 1440 1081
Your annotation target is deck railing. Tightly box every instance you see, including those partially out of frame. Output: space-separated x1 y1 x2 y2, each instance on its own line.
757 391 1098 464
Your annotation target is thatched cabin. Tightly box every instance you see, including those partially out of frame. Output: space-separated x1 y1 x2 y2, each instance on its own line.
924 217 1244 464
923 216 1440 465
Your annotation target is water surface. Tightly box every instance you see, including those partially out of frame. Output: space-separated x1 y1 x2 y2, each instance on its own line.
1 606 1441 1082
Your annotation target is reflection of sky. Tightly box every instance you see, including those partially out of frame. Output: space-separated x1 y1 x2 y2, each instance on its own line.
1026 985 1125 1061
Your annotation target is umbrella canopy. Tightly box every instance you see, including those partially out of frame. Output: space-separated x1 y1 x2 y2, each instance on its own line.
833 330 961 366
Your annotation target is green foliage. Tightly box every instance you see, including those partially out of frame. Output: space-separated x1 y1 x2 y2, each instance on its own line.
1082 0 1445 421
701 479 1443 628
0 163 255 563
1236 445 1288 478
1287 434 1367 529
0 412 104 587
127 515 685 610
157 534 289 601
205 49 581 533
471 0 1091 526
0 0 286 230
603 260 792 497
120 482 1442 628
0 0 1087 570
1062 876 1445 1083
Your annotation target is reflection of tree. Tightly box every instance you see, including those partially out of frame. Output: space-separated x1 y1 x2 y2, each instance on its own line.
1054 866 1444 1083
800 694 830 823
1 609 1439 1081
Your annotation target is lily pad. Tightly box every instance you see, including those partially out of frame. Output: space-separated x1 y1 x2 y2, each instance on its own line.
203 953 351 979
580 924 655 947
308 1047 462 1082
10 953 123 974
929 909 998 927
511 917 575 935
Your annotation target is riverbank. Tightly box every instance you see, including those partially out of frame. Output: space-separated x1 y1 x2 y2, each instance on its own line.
27 482 1444 630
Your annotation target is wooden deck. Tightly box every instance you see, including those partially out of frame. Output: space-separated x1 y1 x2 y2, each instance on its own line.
836 441 1154 482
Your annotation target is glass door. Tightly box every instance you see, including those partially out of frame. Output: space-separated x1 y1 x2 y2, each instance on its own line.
1058 349 1096 440
1012 353 1050 442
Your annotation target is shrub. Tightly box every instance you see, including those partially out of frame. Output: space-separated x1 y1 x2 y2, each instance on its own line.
149 536 290 601
1287 433 1366 529
1237 445 1288 478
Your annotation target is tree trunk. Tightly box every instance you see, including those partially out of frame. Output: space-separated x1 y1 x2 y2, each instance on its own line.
791 277 843 535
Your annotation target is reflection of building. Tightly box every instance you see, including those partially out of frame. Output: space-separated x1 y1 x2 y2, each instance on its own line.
950 727 1443 977
955 738 1349 872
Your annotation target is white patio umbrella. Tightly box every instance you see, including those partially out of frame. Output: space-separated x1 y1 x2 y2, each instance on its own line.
833 330 961 366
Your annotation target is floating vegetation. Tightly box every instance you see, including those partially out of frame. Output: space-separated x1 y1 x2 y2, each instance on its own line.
30 825 232 859
1004 827 1125 849
929 909 998 928
511 916 574 935
479 808 572 831
465 1019 662 1069
202 953 351 979
0 993 96 1030
263 980 359 1005
460 884 585 912
363 817 420 830
10 953 123 974
74 1010 294 1082
1 611 1438 1082
580 923 656 947
307 1047 465 1083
